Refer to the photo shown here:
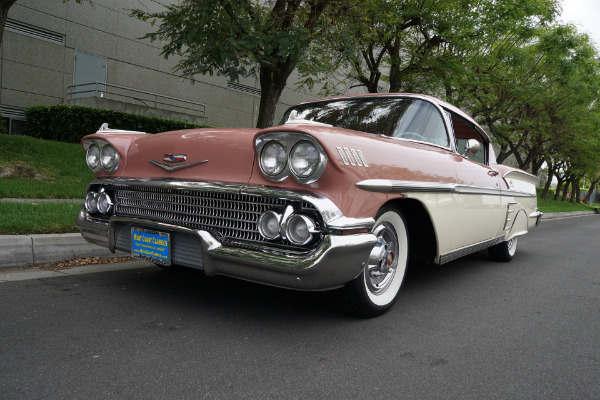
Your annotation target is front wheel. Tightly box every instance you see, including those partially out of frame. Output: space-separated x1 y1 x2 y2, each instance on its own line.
488 236 518 262
335 209 409 318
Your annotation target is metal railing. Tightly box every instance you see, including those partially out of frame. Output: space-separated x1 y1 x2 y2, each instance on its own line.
67 82 206 117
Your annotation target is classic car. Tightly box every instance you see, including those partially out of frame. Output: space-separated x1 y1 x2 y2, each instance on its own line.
76 93 541 317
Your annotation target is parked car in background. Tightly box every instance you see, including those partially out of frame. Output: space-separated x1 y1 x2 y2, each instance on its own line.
76 94 541 317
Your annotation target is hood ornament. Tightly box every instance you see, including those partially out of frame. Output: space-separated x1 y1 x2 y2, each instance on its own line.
149 154 208 172
163 154 187 163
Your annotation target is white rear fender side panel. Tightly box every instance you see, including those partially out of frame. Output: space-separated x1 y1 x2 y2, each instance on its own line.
506 209 529 241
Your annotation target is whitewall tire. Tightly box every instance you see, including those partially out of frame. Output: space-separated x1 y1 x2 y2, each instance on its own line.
488 236 518 262
336 208 409 318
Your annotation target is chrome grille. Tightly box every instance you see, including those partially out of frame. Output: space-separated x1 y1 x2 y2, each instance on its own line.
108 184 322 252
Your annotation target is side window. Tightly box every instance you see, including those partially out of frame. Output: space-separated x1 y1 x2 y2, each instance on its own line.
450 113 487 165
393 100 449 147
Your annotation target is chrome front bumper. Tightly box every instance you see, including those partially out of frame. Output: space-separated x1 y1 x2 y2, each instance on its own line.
77 206 377 291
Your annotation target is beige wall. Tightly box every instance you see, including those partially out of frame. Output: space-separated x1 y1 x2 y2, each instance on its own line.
0 0 330 128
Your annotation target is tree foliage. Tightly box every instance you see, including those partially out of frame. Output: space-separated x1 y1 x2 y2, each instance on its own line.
131 0 353 128
303 0 599 203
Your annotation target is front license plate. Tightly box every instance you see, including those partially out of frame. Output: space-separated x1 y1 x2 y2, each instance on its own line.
131 227 171 266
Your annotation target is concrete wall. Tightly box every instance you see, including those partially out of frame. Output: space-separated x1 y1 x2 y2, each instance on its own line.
0 0 336 128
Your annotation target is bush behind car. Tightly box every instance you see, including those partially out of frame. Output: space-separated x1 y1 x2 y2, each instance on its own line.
25 104 210 144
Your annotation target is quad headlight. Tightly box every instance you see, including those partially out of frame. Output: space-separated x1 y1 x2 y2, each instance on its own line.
85 191 98 213
84 189 114 215
285 214 317 245
256 133 327 183
100 143 119 173
260 141 287 177
289 141 320 179
257 209 318 246
257 211 281 240
83 139 120 174
86 144 100 171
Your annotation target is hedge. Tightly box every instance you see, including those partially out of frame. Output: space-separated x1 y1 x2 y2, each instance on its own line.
24 104 210 143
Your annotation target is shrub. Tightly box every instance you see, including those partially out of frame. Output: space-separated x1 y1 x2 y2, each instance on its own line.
0 111 7 134
24 104 210 143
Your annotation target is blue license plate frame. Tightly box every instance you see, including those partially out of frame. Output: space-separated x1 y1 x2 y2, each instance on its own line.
131 227 171 266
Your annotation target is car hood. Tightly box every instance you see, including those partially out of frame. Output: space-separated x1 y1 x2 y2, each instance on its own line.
120 128 259 183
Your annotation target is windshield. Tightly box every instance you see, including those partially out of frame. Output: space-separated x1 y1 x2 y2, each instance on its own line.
282 98 449 147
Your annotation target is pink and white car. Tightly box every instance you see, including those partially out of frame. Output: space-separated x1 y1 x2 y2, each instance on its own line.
77 94 541 317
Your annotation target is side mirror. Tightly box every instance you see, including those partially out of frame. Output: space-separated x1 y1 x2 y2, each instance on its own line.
463 139 480 158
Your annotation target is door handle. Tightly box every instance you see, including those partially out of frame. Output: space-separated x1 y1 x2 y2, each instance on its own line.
488 170 499 177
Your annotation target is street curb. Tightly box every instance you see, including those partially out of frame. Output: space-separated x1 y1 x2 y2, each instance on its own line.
0 233 127 269
541 210 599 220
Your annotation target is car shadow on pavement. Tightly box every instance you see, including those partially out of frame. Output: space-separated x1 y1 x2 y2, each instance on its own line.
85 250 511 322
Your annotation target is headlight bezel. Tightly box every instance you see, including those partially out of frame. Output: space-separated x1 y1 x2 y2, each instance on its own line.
255 132 328 184
86 144 101 172
82 139 120 174
100 143 120 173
289 140 322 183
259 140 288 180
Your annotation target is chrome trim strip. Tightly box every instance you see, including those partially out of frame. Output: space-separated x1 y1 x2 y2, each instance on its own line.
456 186 503 196
504 202 519 231
148 159 208 172
350 149 362 166
336 147 349 165
357 150 369 167
356 179 456 193
356 179 536 198
439 235 505 265
500 189 537 198
344 148 356 166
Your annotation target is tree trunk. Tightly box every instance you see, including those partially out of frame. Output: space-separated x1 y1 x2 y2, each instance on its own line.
0 0 18 48
256 63 295 128
540 167 554 200
387 43 402 92
583 180 598 203
570 178 579 203
554 179 564 201
561 180 570 202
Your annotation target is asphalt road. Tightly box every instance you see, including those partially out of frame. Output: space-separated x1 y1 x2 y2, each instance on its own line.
1 216 599 400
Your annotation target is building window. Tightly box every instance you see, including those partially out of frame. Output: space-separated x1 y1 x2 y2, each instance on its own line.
1 106 28 136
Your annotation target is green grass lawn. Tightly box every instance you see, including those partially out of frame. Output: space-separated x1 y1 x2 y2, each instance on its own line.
0 201 80 235
537 197 598 213
0 134 93 199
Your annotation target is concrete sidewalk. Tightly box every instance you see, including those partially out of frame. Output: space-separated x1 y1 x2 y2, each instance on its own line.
0 210 597 269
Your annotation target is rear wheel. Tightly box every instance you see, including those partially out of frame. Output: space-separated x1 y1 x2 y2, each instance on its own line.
336 209 409 318
488 236 518 262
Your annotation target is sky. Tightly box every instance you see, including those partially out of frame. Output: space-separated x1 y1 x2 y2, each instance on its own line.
559 0 600 49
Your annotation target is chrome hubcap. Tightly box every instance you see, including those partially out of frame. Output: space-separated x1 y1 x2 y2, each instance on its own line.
366 223 398 295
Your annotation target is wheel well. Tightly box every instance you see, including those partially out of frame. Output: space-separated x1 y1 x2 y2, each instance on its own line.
381 198 437 263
